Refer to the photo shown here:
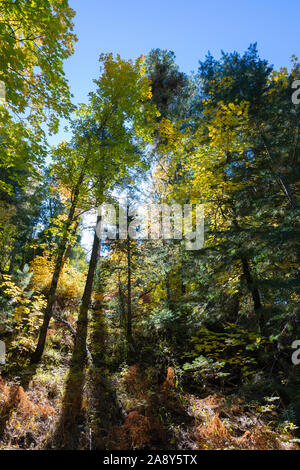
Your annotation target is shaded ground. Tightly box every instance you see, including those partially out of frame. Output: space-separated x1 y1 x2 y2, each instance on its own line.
0 355 299 450
107 364 299 450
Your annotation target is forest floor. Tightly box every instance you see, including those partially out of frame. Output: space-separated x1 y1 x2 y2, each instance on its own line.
0 339 299 451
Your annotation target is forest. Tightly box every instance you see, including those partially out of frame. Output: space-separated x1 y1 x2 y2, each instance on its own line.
0 0 300 452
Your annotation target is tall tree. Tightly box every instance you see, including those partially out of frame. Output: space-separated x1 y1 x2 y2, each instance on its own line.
0 0 76 193
32 53 158 363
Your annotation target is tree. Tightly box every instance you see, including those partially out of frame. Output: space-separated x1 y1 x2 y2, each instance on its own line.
31 53 158 363
0 0 76 192
72 52 158 367
146 49 191 121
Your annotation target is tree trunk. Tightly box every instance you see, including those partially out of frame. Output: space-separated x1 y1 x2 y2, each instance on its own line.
59 220 79 275
232 215 266 335
52 216 101 449
181 277 186 296
241 256 265 335
72 214 101 369
31 171 85 363
166 274 171 304
118 281 126 328
162 240 172 307
126 235 133 347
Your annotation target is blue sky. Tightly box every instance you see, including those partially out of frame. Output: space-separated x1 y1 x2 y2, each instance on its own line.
50 0 300 145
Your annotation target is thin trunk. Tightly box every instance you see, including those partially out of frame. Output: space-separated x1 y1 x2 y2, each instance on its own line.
90 283 106 367
72 214 101 369
232 216 265 335
118 281 126 328
73 216 101 367
8 246 16 274
52 216 101 449
126 235 133 346
226 292 240 322
241 256 265 335
166 274 171 304
162 239 172 307
31 169 86 364
181 278 186 296
59 219 79 274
